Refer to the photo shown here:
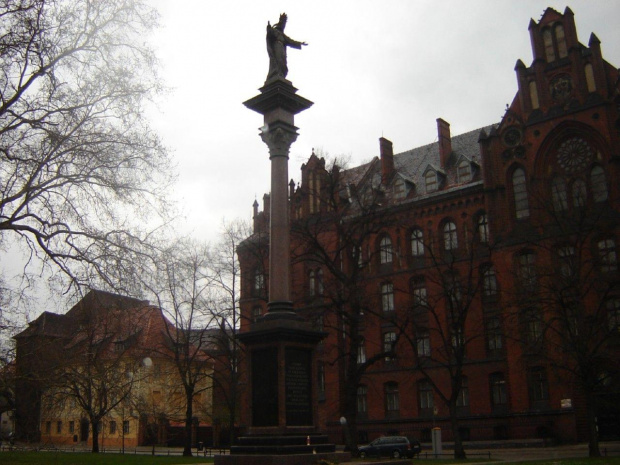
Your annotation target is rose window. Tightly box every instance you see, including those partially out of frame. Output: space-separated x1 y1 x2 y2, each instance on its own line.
556 137 592 174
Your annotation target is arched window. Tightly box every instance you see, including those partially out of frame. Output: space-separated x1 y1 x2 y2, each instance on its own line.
308 270 316 297
416 330 431 358
591 165 608 202
551 177 568 211
512 168 530 219
529 81 540 109
384 382 400 416
357 385 368 414
383 331 397 360
572 178 587 208
555 24 567 58
598 239 618 273
482 265 498 298
443 221 458 251
318 362 325 396
457 377 470 407
543 29 555 62
486 317 503 353
357 338 366 364
418 380 434 410
517 252 537 291
353 245 363 268
411 228 424 256
542 24 567 62
490 372 507 407
558 246 576 279
412 277 427 307
381 282 394 312
525 309 543 345
477 213 489 243
606 298 620 332
379 236 393 264
585 63 596 92
308 171 321 214
254 269 265 295
528 367 550 403
316 269 324 295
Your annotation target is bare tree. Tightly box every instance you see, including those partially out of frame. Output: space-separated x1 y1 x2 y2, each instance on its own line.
396 229 493 459
206 220 251 446
289 156 400 453
0 340 15 423
0 0 173 296
507 193 620 457
143 240 215 457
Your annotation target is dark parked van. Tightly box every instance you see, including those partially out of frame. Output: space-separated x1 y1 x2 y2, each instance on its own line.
358 435 421 459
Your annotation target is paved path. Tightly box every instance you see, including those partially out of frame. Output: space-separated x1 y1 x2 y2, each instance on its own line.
186 442 620 465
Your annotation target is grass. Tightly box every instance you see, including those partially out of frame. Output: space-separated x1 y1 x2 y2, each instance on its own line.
0 451 213 465
1 452 619 465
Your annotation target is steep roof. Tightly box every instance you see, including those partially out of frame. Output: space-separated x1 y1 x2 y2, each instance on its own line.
393 125 490 187
14 311 71 339
338 124 495 207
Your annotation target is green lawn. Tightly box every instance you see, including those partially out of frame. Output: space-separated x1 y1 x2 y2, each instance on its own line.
0 451 213 465
1 452 620 465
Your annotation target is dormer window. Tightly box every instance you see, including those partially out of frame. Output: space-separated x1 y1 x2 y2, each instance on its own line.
393 178 406 199
457 159 472 183
425 170 438 193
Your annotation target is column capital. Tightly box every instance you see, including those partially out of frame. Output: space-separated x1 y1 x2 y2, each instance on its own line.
260 124 299 159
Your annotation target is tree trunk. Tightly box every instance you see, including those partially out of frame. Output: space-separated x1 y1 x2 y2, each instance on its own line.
183 396 193 456
91 419 100 453
228 376 238 446
586 393 601 457
449 404 466 459
341 380 359 454
228 406 236 446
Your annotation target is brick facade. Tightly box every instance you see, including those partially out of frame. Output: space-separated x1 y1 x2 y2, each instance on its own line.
238 8 620 446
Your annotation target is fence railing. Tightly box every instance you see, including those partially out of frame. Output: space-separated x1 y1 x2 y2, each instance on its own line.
0 444 230 456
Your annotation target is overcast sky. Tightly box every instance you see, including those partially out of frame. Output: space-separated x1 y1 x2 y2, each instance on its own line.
147 1 620 242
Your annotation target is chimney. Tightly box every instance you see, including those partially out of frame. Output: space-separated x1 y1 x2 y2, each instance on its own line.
437 118 452 168
379 137 394 184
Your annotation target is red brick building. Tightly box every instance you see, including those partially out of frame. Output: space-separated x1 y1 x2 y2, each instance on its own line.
238 8 620 446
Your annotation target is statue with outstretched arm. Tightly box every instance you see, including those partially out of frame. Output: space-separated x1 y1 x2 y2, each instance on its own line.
266 13 307 81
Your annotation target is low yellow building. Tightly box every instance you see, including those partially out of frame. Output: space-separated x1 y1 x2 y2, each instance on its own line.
17 290 213 448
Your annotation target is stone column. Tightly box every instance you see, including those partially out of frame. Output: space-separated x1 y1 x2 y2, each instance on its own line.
260 126 297 312
216 73 349 465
